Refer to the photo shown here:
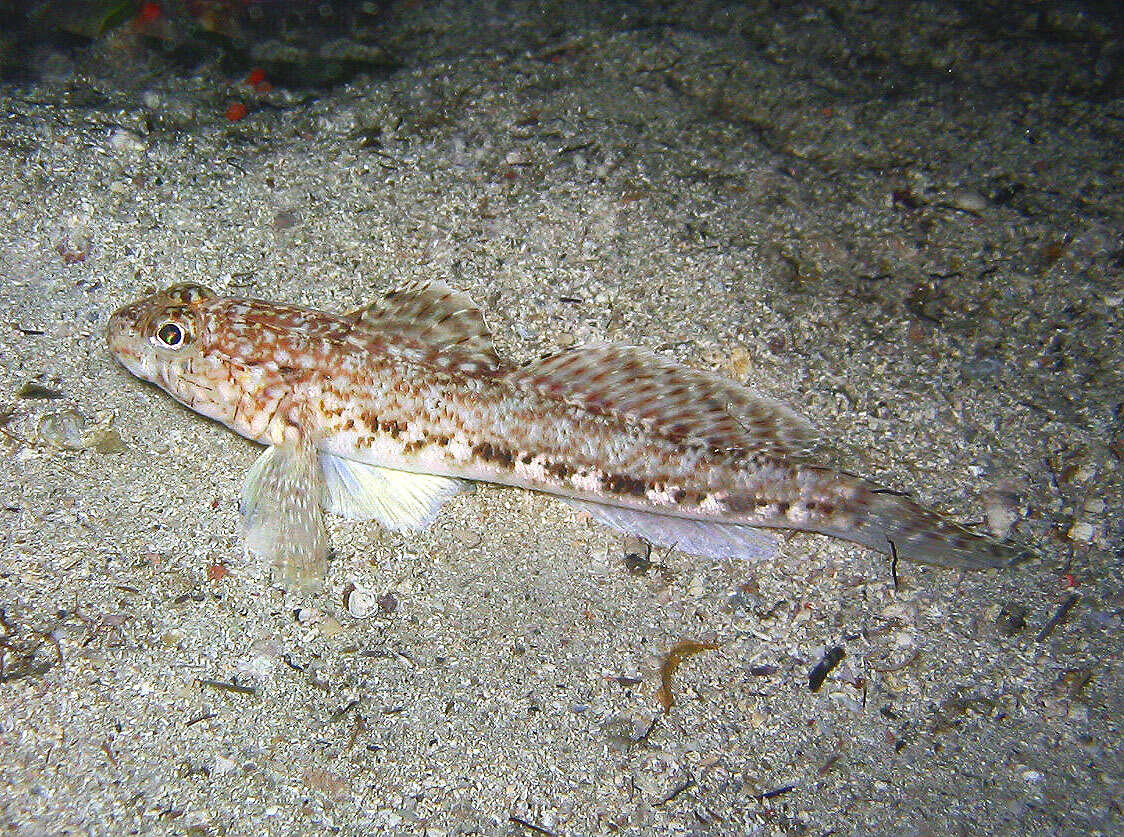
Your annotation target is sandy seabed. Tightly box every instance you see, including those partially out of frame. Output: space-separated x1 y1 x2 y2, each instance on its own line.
1 2 1121 834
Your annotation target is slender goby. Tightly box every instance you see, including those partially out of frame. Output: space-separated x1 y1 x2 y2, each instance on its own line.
106 281 1024 591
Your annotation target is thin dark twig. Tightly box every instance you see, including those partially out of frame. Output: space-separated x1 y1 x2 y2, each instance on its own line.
1037 593 1080 641
888 538 900 590
509 816 556 835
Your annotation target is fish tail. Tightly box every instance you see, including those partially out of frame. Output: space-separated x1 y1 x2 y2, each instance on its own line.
826 488 1027 570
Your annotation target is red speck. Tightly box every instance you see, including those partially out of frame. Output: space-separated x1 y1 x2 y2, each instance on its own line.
1063 573 1078 588
245 67 267 86
56 235 90 264
207 562 230 582
225 102 247 122
254 80 273 95
136 1 161 25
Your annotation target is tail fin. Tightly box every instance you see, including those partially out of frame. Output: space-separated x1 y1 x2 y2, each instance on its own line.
828 489 1028 570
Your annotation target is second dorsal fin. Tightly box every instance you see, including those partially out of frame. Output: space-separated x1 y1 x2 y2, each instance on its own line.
505 344 816 459
349 280 504 375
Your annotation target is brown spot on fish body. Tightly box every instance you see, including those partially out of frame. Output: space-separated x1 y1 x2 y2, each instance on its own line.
673 487 703 506
380 419 405 436
603 472 648 498
545 460 575 480
720 492 761 514
473 441 515 469
807 500 834 516
359 409 379 432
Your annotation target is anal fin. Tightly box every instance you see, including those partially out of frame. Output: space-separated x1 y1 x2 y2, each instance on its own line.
566 499 777 562
241 439 328 593
319 452 470 531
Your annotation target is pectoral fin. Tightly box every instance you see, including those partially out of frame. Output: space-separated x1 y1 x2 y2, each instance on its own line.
241 439 328 592
319 452 470 531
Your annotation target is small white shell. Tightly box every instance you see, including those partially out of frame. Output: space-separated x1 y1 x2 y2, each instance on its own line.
343 583 380 619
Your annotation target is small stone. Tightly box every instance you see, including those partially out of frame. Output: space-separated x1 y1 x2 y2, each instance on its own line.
623 536 652 574
37 410 123 452
37 410 87 449
724 345 753 379
961 355 1004 380
1083 497 1105 514
344 583 380 618
948 189 988 213
1067 520 1094 543
982 488 1020 539
996 602 1027 636
687 574 707 598
107 127 147 154
631 753 691 801
318 615 344 638
90 427 125 454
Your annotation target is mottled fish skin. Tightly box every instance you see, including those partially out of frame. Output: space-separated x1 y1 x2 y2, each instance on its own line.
106 281 1024 590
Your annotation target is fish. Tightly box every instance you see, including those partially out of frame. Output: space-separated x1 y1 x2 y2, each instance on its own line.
105 280 1025 592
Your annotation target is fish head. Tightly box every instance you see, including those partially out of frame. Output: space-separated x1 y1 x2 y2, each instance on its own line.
105 283 237 421
106 283 215 378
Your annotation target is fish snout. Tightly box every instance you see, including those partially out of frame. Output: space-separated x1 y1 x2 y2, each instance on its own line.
106 299 142 349
105 298 155 379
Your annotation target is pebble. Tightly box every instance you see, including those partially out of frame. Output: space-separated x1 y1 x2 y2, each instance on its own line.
344 583 380 618
107 127 147 154
996 602 1028 636
1067 520 1094 543
961 355 1004 380
948 189 989 213
37 410 87 449
983 488 1020 539
37 410 124 453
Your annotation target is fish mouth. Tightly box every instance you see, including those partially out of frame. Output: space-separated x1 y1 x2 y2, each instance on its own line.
105 298 152 380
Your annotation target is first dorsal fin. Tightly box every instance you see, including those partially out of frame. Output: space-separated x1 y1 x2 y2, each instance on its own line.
348 280 504 376
505 344 816 459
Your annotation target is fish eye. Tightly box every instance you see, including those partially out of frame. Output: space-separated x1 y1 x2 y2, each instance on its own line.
155 320 189 348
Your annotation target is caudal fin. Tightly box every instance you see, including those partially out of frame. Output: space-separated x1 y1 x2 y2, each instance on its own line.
829 489 1028 570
